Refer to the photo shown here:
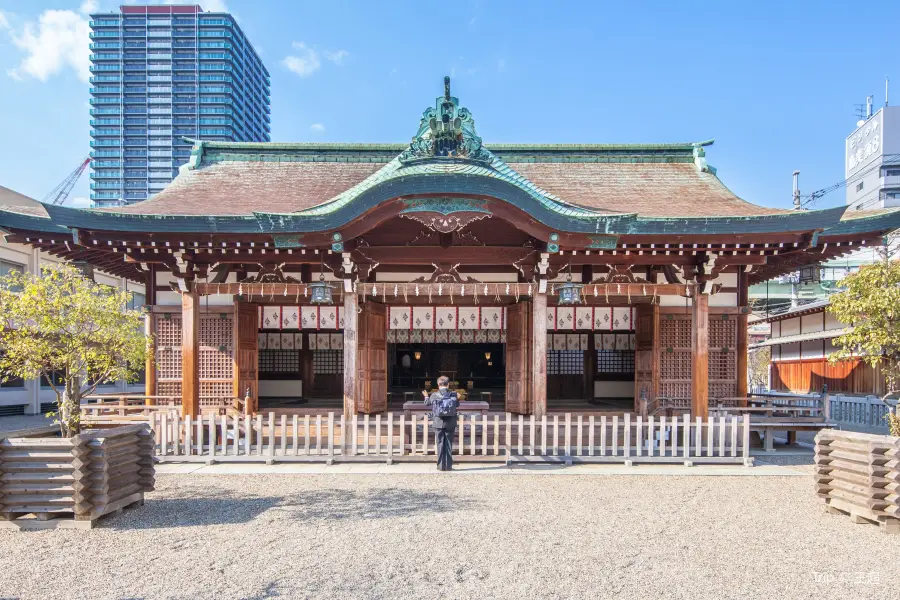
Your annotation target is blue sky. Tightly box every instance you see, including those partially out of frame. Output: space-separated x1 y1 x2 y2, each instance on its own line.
0 0 897 211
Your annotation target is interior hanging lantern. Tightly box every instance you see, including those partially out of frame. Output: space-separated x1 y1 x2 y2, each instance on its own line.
557 263 583 305
309 253 334 304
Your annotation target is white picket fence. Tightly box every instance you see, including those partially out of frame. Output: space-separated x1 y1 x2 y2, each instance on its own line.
151 412 753 466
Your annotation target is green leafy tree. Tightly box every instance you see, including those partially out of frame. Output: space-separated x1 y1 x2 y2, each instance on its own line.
748 347 771 393
827 237 900 435
0 264 148 437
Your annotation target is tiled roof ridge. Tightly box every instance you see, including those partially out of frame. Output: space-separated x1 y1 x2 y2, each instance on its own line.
184 137 714 165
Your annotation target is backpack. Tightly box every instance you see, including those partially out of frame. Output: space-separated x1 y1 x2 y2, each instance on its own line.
433 390 458 418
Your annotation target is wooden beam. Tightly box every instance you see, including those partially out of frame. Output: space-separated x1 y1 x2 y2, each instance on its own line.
181 290 200 418
691 287 709 419
342 286 358 420
531 292 547 418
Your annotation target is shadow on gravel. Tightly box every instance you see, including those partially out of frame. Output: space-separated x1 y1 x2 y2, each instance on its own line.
106 485 474 529
107 491 282 530
277 487 477 522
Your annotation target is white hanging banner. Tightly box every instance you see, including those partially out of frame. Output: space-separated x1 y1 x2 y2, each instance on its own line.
481 307 503 330
552 334 566 350
261 306 280 330
280 333 295 350
546 307 557 331
338 306 345 329
319 306 338 330
413 306 434 330
566 334 581 351
267 332 281 349
282 306 300 330
435 307 457 330
294 333 304 350
458 307 479 330
300 307 318 330
612 307 632 331
330 333 344 350
257 333 268 350
390 307 411 330
556 306 575 330
575 307 593 330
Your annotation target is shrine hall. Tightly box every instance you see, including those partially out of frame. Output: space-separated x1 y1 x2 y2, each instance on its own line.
1 77 899 420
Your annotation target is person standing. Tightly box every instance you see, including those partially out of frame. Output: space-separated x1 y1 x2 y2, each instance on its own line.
423 375 459 471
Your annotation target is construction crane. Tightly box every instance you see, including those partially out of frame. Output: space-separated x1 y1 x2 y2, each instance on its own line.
42 157 91 206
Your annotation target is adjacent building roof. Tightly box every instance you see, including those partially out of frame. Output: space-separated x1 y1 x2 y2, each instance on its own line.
749 327 851 349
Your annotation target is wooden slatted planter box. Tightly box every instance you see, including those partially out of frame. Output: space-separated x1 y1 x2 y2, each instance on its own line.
0 425 155 530
814 429 900 534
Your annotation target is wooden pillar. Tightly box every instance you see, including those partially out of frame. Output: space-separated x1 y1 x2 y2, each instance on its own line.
144 312 156 405
342 284 358 420
583 328 595 401
143 266 157 405
531 291 547 418
181 289 200 418
737 269 749 405
691 287 709 419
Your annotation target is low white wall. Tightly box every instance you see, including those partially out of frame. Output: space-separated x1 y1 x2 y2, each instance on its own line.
594 381 634 399
258 380 303 398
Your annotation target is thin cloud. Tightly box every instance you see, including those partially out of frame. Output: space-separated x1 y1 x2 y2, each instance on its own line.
324 49 349 65
4 5 92 83
310 123 325 133
282 42 320 77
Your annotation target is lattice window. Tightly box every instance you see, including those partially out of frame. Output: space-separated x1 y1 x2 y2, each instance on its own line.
259 350 301 374
156 314 182 347
708 349 737 381
157 381 181 398
200 382 233 402
312 350 343 375
659 381 691 399
596 350 635 374
547 350 584 375
199 348 232 380
659 317 691 349
709 317 737 349
660 350 692 381
200 315 232 348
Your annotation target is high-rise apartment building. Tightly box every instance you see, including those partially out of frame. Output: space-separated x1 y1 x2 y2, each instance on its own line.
88 4 270 207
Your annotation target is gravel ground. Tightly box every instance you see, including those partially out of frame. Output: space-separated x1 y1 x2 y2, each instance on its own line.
0 472 893 600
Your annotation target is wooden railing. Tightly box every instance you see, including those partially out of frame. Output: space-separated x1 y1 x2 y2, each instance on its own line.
81 395 245 426
151 411 753 466
641 397 740 418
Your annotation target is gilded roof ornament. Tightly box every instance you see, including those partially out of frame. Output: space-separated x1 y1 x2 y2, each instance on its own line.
399 76 492 164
